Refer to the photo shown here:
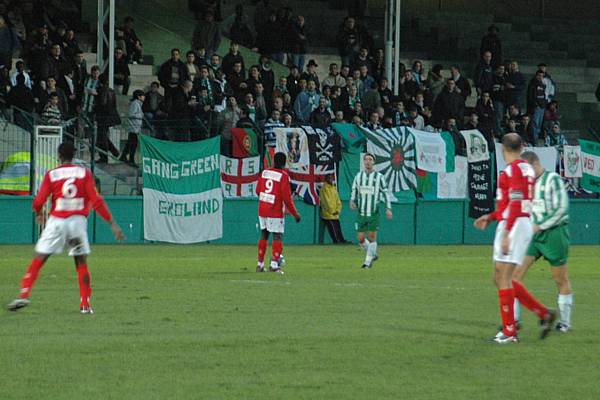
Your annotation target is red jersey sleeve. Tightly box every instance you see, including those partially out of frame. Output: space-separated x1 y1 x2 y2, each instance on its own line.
490 172 508 222
32 172 52 213
84 171 113 222
280 173 299 219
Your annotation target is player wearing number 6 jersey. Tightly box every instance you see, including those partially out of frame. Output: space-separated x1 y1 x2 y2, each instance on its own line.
7 142 124 314
475 134 555 344
256 152 300 273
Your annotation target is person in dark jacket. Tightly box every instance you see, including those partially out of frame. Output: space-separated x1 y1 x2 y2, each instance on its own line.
158 49 190 101
527 70 547 144
490 64 507 137
480 25 502 68
336 17 361 67
255 11 284 62
222 41 245 76
7 74 35 129
309 97 332 128
474 92 495 148
167 80 195 141
433 79 465 128
288 15 308 72
474 51 494 96
111 47 131 95
450 65 472 103
94 75 121 163
506 61 526 111
191 11 221 63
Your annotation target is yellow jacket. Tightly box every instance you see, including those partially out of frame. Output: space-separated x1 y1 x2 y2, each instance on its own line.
320 182 342 220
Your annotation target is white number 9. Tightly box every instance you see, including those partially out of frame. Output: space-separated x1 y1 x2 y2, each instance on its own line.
265 179 274 193
62 178 78 198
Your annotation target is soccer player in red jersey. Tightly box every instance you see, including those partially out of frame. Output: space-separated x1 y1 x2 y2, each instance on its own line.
475 133 556 343
7 142 124 314
255 152 301 273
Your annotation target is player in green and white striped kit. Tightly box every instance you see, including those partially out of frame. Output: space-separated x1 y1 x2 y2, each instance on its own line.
514 151 573 332
350 153 393 268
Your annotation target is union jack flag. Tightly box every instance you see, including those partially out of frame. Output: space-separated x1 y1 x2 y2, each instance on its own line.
288 163 335 205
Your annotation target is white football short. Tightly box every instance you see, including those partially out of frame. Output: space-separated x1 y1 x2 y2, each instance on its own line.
35 215 91 256
493 217 533 265
258 216 285 233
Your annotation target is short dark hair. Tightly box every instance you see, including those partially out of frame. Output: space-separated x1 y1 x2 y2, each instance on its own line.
501 132 523 152
58 142 75 162
521 151 539 164
363 153 375 161
274 152 287 168
171 48 180 54
186 50 195 57
124 16 134 23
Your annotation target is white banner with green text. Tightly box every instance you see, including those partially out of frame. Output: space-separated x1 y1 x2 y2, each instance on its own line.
140 136 222 243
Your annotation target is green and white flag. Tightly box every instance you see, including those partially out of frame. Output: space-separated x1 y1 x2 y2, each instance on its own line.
361 126 417 192
580 139 600 192
140 136 223 243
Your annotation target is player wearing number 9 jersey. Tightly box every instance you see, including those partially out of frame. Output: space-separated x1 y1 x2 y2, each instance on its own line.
7 142 124 314
255 152 300 273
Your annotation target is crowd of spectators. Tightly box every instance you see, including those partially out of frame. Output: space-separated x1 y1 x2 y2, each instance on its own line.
0 0 571 166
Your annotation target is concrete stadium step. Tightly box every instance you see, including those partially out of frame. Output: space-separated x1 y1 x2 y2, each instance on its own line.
504 49 568 60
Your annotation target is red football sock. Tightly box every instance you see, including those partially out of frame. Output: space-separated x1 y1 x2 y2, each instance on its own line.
77 264 92 307
498 288 517 336
20 258 45 299
258 240 268 263
512 280 548 319
271 240 282 262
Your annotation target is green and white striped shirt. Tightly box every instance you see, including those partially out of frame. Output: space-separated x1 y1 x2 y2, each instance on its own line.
351 170 392 217
532 171 569 230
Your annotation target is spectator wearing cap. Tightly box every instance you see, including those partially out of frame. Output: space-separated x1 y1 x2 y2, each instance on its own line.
506 61 526 111
222 41 245 77
527 70 547 144
450 65 472 103
300 60 320 92
480 25 502 68
120 90 145 164
294 79 320 123
336 17 361 67
288 15 308 72
323 63 346 89
192 12 221 64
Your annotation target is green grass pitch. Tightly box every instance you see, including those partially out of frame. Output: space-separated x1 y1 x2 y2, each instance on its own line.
1 244 599 399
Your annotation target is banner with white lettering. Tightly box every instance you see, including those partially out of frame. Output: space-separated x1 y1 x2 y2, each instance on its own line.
407 127 447 173
580 139 600 192
468 159 494 218
140 136 222 243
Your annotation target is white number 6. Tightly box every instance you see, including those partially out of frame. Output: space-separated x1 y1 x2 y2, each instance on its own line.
62 178 78 198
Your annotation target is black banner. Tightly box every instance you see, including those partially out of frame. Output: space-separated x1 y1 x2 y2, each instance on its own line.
468 159 494 218
303 126 341 165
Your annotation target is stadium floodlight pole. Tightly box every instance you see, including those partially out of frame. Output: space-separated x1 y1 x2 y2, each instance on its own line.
393 0 401 96
108 0 115 89
96 0 104 68
385 0 393 90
